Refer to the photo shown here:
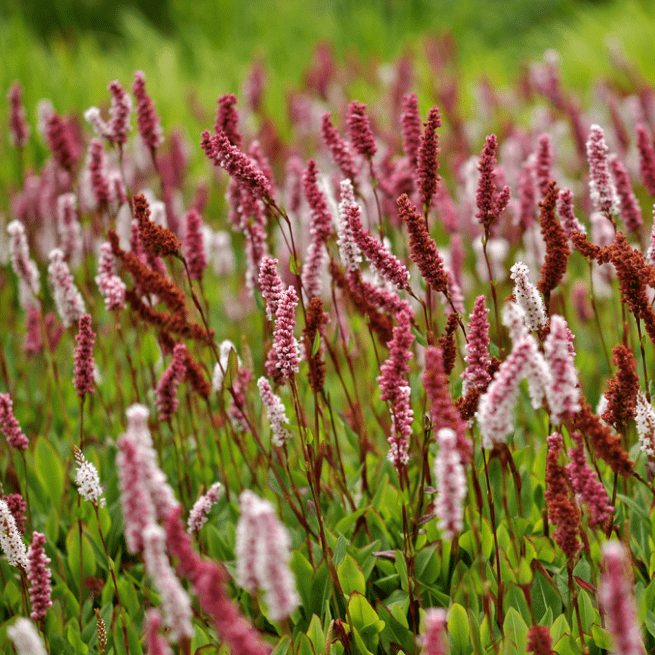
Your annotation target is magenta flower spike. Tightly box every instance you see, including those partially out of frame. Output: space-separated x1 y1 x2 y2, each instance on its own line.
346 100 377 159
419 608 448 655
73 314 96 398
95 242 126 311
434 427 467 540
2 494 27 534
272 286 301 380
45 111 79 172
132 70 163 150
461 295 492 395
142 524 193 642
214 93 242 147
145 610 173 655
188 482 222 535
47 248 85 328
257 377 292 447
56 193 82 268
88 139 112 210
235 490 300 621
0 498 28 569
557 188 586 238
544 315 580 423
7 219 40 308
567 432 613 528
164 507 270 655
636 124 655 196
346 199 410 291
609 155 642 232
599 541 646 655
401 93 422 168
321 113 359 185
0 393 29 452
587 124 619 217
23 305 42 355
416 105 442 211
475 134 511 232
155 344 187 422
8 81 30 148
27 532 52 622
535 133 553 198
517 157 537 230
183 209 207 280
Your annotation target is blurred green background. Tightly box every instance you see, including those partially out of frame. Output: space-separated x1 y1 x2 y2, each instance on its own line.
1 0 655 157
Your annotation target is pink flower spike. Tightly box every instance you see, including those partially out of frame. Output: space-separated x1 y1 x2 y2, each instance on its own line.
434 428 467 540
0 498 28 569
509 262 547 331
7 219 40 307
23 304 42 355
544 315 580 423
599 541 646 655
567 432 613 528
188 482 222 535
587 124 619 217
0 393 29 452
609 155 642 232
73 447 106 508
303 159 333 243
476 134 511 232
56 193 82 268
419 608 448 655
73 314 96 398
461 295 492 396
272 286 301 380
143 524 194 642
336 179 363 272
236 491 300 621
635 391 655 457
7 618 47 655
184 209 207 280
155 344 187 422
107 80 132 145
258 377 292 447
132 70 163 150
347 100 377 159
517 158 537 230
8 81 30 148
2 494 27 534
636 124 655 196
321 113 358 184
27 532 52 621
95 242 126 311
401 93 422 168
88 139 112 210
47 248 85 328
258 256 285 321
45 111 79 172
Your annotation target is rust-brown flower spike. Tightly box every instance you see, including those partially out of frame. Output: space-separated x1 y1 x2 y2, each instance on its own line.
398 193 450 295
302 297 329 394
602 344 640 432
133 194 181 258
537 181 570 297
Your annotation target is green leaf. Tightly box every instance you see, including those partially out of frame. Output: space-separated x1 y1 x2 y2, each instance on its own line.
333 534 348 567
307 615 326 654
35 437 64 509
591 624 613 649
289 256 300 275
66 623 89 654
290 550 314 610
65 525 96 594
395 550 409 592
414 545 440 585
351 626 375 655
225 345 239 389
502 607 528 655
531 570 562 623
617 492 649 521
505 583 530 624
270 636 293 655
468 608 483 655
140 332 160 368
448 603 472 655
312 330 321 356
412 325 428 347
348 592 381 631
113 614 143 655
377 602 416 654
550 614 570 644
295 634 316 655
337 553 366 596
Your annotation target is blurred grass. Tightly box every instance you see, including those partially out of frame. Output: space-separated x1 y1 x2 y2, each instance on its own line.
1 0 655 195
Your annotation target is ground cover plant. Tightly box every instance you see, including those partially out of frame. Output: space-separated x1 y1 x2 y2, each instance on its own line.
2 36 655 655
